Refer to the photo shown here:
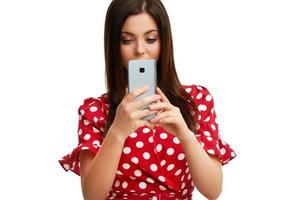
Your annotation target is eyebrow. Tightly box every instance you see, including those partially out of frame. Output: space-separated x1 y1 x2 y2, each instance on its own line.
121 30 158 36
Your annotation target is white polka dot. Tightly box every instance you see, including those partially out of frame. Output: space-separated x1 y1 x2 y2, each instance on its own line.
134 170 142 177
77 129 82 135
187 174 191 180
80 109 85 115
83 134 91 140
122 181 128 189
72 161 76 169
146 177 154 184
123 147 131 154
196 123 200 130
211 124 216 130
208 149 215 154
167 164 175 171
221 140 227 145
181 175 185 181
159 185 166 191
129 132 137 138
93 127 100 133
139 182 147 189
196 93 203 99
185 87 192 93
173 137 180 144
143 128 150 133
158 176 165 182
181 182 186 189
201 142 205 148
231 151 236 157
122 163 130 170
83 120 90 126
114 180 120 187
93 116 98 123
185 167 190 173
81 146 89 150
92 140 100 148
160 160 166 166
167 148 174 155
175 169 182 176
153 197 157 200
131 157 139 164
204 116 210 122
198 104 207 111
221 148 226 155
116 170 123 175
156 144 162 152
160 133 168 139
215 117 218 124
205 95 212 102
198 114 201 120
90 106 98 112
136 141 144 148
207 136 213 141
150 164 158 171
63 164 70 170
182 189 188 195
143 152 150 160
148 136 153 143
204 131 211 136
178 153 185 160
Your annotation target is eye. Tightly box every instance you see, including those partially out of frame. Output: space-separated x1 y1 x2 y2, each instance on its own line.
121 39 133 45
146 38 157 44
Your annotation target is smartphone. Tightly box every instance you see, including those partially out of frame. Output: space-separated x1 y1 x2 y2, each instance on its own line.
128 59 157 120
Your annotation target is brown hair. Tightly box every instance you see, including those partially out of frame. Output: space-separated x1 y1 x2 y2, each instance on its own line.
103 0 199 135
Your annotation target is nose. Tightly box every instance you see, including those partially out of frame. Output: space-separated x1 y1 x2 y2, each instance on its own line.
134 41 145 56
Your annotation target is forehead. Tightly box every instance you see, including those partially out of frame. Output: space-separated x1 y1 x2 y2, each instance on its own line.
122 12 158 34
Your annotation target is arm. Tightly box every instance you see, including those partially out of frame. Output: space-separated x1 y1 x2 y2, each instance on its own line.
80 127 125 200
178 129 223 200
80 86 161 200
149 87 222 199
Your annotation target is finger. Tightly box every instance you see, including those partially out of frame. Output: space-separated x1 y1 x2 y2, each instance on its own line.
149 102 172 111
156 87 170 103
125 85 149 102
156 117 175 124
135 109 159 120
134 95 161 110
150 110 173 123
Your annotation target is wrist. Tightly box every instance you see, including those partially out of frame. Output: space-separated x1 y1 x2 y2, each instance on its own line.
177 129 196 142
107 125 127 142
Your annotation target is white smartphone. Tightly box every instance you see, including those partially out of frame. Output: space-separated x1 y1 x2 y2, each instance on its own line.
128 59 157 120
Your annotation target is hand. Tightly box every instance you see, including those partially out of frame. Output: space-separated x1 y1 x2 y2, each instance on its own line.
110 86 161 140
149 87 190 137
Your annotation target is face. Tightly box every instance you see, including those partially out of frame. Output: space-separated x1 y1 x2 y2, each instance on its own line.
120 12 161 70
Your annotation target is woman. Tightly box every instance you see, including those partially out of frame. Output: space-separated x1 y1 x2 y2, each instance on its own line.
59 0 236 199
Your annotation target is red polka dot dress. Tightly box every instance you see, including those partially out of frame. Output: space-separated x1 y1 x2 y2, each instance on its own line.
59 85 236 200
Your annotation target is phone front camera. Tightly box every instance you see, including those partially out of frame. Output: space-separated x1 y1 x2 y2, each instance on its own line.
139 67 145 73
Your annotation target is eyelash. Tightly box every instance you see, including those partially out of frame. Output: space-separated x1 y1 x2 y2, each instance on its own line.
121 38 157 45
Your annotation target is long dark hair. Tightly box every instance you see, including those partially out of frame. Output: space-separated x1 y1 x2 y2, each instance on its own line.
103 0 199 135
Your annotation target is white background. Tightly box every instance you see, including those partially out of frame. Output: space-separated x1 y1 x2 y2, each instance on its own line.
0 0 299 199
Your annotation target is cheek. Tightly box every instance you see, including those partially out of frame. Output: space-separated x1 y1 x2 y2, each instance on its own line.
120 45 133 66
149 43 161 59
